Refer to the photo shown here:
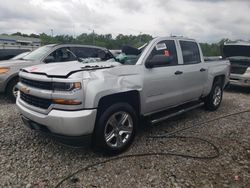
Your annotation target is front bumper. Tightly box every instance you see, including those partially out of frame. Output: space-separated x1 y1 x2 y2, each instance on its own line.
21 115 92 146
16 97 97 137
230 74 250 87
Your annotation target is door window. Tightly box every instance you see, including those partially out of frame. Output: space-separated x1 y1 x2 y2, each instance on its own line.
71 47 113 61
71 47 98 59
180 41 201 64
44 47 76 63
146 40 178 66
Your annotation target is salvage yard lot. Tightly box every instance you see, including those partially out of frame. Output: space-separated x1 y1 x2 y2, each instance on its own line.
0 87 250 188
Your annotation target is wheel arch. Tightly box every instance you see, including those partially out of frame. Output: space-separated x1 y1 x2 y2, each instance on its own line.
4 73 19 93
96 90 141 118
213 74 225 86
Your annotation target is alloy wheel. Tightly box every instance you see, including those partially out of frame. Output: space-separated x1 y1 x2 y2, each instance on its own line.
104 111 133 149
213 86 222 106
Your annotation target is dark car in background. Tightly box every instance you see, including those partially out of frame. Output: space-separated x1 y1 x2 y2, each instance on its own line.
11 51 30 60
0 49 31 61
0 44 114 101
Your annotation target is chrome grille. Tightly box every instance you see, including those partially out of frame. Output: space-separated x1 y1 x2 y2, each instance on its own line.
20 77 52 90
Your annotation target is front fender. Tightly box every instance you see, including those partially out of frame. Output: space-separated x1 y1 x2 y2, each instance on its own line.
83 66 143 108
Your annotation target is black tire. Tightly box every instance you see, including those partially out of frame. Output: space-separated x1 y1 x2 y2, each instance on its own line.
204 79 223 111
6 77 19 102
93 103 138 155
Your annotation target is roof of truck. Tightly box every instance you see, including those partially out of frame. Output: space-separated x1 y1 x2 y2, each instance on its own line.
155 36 196 41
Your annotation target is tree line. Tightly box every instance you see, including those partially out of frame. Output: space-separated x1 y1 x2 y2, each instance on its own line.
3 32 238 56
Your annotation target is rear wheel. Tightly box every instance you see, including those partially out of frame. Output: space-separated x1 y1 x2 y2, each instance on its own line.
6 77 19 102
204 79 223 111
93 103 137 154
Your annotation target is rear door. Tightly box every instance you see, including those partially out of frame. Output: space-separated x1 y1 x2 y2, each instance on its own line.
177 40 207 102
142 40 183 114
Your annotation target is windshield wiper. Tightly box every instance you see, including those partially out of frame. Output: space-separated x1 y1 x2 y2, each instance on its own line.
81 65 114 71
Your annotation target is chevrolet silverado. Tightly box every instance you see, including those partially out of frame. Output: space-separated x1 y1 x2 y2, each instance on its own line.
16 37 230 154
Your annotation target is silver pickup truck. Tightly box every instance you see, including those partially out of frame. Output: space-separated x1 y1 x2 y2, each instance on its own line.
16 37 230 154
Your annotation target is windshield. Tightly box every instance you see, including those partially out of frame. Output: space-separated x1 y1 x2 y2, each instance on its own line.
75 48 115 64
115 43 148 65
22 46 52 61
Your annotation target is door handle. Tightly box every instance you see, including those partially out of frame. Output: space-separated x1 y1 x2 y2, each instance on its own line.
200 68 206 72
175 71 183 75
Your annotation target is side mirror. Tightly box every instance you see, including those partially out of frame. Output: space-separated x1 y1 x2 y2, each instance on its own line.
44 55 55 63
145 55 173 68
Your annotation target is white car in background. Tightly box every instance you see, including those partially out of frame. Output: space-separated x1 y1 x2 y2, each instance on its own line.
223 41 250 87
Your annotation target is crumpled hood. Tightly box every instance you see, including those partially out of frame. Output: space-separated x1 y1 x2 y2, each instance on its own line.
22 60 121 77
0 59 29 67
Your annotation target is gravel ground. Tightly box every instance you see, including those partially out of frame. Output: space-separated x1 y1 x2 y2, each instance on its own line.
0 86 250 188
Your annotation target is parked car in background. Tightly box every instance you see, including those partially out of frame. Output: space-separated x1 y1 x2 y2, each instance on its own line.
223 41 250 87
0 44 114 101
0 49 30 61
16 36 230 154
11 51 30 60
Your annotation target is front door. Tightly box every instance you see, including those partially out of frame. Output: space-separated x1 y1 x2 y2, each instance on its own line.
142 40 183 114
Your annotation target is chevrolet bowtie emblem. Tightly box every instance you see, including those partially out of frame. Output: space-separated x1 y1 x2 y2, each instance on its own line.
20 86 30 94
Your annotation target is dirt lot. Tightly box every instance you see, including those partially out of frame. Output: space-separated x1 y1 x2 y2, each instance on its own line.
0 86 250 188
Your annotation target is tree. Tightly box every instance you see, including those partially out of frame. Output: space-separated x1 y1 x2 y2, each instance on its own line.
39 33 58 45
29 33 40 38
3 32 246 56
199 43 221 56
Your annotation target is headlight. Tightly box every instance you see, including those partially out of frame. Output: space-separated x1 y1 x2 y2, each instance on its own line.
0 67 10 74
53 82 81 91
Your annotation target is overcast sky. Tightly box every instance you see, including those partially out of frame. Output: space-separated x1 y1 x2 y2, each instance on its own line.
0 0 249 42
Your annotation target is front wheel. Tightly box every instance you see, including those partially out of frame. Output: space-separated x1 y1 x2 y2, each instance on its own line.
93 103 137 155
204 80 223 111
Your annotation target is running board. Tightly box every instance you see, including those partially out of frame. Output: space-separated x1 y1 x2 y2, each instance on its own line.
150 102 204 125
